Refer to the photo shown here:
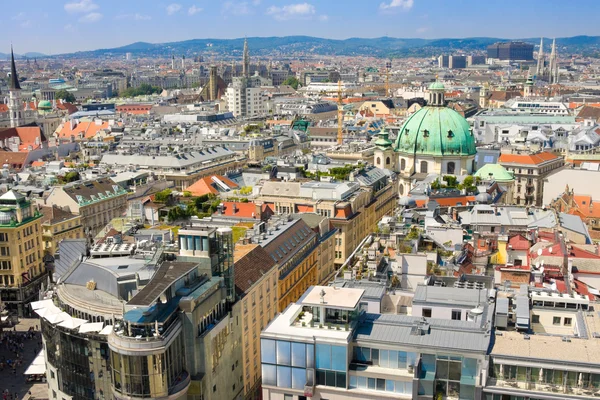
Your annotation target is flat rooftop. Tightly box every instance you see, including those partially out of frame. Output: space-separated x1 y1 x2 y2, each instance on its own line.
300 285 364 310
128 261 198 306
492 311 600 369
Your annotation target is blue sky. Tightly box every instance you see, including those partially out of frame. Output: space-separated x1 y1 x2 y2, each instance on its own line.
3 0 600 55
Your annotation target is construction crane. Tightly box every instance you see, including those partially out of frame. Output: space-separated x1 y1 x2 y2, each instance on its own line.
337 79 344 145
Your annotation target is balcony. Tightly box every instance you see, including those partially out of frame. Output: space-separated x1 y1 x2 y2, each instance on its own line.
489 378 600 397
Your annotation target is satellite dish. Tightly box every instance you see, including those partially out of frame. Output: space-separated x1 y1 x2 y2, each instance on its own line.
470 307 484 316
537 248 543 256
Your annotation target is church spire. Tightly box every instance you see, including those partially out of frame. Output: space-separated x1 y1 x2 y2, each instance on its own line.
9 46 21 90
536 37 544 78
243 37 249 78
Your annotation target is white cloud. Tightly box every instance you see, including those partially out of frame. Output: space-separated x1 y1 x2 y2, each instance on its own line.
379 0 414 10
223 1 252 16
266 2 315 20
116 13 152 20
64 0 98 13
79 12 103 22
252 0 261 4
188 5 203 15
166 3 182 15
318 14 329 21
12 12 26 20
64 24 77 32
416 26 429 34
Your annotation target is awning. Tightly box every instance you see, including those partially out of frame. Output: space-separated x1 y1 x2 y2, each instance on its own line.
79 322 105 334
99 325 114 335
24 351 45 375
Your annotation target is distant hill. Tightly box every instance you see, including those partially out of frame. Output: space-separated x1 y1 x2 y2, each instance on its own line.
0 52 47 59
54 35 600 59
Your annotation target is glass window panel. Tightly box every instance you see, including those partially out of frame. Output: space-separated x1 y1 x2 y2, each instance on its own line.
407 352 417 369
449 361 462 381
460 383 475 400
553 370 563 385
331 346 346 372
529 367 539 383
326 370 336 387
316 344 331 370
291 342 306 368
358 376 367 389
368 377 376 390
516 366 527 382
377 378 386 391
262 364 277 386
316 369 326 385
448 381 460 397
398 351 407 368
395 380 406 394
261 339 276 364
291 367 306 389
360 347 370 362
462 358 477 380
349 375 357 389
380 350 389 368
276 366 291 388
371 349 379 366
436 360 449 380
336 372 346 388
389 350 399 369
277 341 291 366
306 344 314 368
386 379 395 392
436 381 447 397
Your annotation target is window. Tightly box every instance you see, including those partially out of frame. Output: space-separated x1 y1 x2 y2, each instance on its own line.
564 317 572 326
400 158 406 170
553 316 561 325
451 310 461 321
422 308 432 318
447 162 455 174
420 160 428 173
532 314 540 324
284 395 293 400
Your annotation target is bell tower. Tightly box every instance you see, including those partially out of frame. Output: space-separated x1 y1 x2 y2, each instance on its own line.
8 46 23 128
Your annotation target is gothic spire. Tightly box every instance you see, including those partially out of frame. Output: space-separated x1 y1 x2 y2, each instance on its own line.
9 46 21 90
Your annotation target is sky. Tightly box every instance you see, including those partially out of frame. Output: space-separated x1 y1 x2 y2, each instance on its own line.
2 0 600 55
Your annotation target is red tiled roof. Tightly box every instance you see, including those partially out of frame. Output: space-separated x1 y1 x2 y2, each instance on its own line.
186 175 239 197
216 202 257 218
573 279 596 301
55 120 119 139
296 205 314 213
0 151 28 169
431 196 475 207
498 151 561 165
508 234 530 250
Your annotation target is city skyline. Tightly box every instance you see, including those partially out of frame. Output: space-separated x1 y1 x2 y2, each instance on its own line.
2 0 600 55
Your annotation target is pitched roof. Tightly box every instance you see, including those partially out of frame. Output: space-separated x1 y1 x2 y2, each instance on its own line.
569 195 600 218
39 205 78 225
498 151 561 165
186 175 239 197
576 105 600 120
0 151 28 168
234 244 276 296
55 120 118 139
508 234 530 250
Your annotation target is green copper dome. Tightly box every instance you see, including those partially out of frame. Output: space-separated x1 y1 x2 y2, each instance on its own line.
393 106 476 156
474 163 514 182
428 81 445 90
38 100 52 110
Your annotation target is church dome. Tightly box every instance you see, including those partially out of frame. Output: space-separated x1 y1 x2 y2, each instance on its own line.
38 100 52 110
393 106 476 156
428 81 446 90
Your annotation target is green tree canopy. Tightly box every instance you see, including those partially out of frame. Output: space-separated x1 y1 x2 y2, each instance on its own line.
282 76 299 90
55 89 76 103
120 83 162 98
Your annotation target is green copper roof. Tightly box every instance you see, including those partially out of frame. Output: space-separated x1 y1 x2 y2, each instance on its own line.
393 106 476 156
374 129 393 149
429 81 445 90
474 163 514 182
38 100 52 110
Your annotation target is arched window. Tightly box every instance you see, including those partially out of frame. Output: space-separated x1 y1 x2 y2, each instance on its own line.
420 160 428 173
399 184 404 195
447 162 455 175
386 157 391 165
400 158 406 171
376 157 381 165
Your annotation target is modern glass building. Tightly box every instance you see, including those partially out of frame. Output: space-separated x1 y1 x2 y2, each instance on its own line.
261 285 492 400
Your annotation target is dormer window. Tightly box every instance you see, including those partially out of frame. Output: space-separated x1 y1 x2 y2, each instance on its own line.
447 130 454 138
423 129 429 138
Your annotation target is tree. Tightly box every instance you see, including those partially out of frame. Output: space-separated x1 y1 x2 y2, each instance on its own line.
55 89 76 103
120 83 162 98
282 76 299 90
154 189 172 203
59 171 80 184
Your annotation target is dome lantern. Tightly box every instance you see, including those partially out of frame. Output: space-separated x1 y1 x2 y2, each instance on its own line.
428 81 445 107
